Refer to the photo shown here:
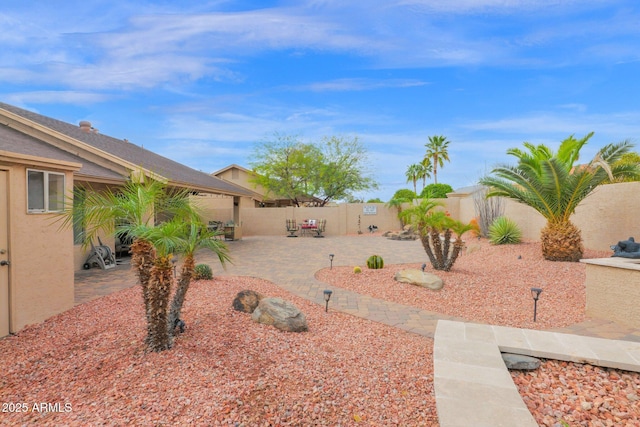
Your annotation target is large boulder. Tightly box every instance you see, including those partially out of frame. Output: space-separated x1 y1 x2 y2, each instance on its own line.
394 269 444 290
251 297 308 332
232 289 263 313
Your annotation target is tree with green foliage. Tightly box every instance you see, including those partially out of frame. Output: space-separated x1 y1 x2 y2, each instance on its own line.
366 198 384 203
610 152 640 183
400 198 477 271
480 133 640 262
419 158 433 190
250 133 377 206
316 136 378 205
420 183 453 199
385 189 417 223
405 164 422 194
424 135 451 184
58 176 230 352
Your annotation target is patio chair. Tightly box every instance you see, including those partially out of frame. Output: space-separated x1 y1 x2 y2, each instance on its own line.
286 219 299 237
313 219 327 238
208 220 224 240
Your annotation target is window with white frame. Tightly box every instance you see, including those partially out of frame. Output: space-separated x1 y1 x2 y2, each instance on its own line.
27 169 65 213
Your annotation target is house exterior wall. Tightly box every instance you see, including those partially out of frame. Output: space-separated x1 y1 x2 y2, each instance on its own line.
4 163 75 333
216 168 264 195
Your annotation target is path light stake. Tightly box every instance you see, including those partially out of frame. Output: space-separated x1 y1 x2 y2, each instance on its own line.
323 290 333 313
329 254 334 269
531 288 543 322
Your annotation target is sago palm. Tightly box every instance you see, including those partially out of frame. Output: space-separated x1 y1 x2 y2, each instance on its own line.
480 133 639 262
168 213 230 335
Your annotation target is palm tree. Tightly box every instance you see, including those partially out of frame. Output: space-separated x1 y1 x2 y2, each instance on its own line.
424 135 451 184
168 214 230 334
405 164 422 194
480 133 639 262
400 199 477 271
58 175 226 351
385 189 417 225
419 158 433 191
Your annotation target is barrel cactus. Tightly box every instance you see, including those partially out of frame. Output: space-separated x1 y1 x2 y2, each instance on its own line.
366 255 384 269
353 266 362 274
194 263 213 280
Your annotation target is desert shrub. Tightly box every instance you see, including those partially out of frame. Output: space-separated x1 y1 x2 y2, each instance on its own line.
488 216 522 245
420 183 453 199
193 263 213 280
473 186 505 238
353 266 362 274
366 255 384 269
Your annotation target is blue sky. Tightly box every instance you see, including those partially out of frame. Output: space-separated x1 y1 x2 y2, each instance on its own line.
2 0 640 201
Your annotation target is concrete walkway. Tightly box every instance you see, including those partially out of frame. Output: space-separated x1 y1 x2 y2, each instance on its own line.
75 235 640 341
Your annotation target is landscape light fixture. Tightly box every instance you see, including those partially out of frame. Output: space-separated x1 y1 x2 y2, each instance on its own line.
329 254 334 269
323 290 333 312
530 287 543 322
421 263 426 272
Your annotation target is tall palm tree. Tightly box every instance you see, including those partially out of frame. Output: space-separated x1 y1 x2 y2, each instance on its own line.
480 133 639 262
405 164 422 194
419 158 433 191
424 135 451 184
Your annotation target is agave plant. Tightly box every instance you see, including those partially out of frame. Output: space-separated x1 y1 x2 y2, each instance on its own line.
480 133 639 261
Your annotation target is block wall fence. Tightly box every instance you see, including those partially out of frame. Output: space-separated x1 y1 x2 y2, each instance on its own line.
198 181 640 252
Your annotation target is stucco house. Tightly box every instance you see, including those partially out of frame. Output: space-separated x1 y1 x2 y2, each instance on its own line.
0 102 254 337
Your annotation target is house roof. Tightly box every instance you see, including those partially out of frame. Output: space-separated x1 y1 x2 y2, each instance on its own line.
0 124 124 182
0 102 253 196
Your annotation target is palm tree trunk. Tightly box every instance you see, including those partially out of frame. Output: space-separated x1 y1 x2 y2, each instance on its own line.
444 241 465 272
169 255 195 336
419 232 438 268
442 229 452 260
430 227 445 269
130 239 156 344
147 255 174 352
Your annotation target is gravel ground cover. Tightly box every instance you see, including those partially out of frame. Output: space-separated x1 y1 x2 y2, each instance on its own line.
317 240 606 330
1 239 638 426
0 277 436 426
318 239 640 426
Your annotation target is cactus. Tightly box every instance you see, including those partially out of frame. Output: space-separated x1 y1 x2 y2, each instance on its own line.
366 255 384 269
353 266 362 274
193 264 213 280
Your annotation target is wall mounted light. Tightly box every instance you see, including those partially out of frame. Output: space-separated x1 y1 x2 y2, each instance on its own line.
323 289 333 312
530 287 543 322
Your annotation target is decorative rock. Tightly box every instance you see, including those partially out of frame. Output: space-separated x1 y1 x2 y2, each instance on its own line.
394 269 444 290
232 290 263 313
501 353 541 370
251 297 308 332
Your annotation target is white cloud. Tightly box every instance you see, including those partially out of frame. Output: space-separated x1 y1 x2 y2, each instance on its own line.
2 91 111 105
